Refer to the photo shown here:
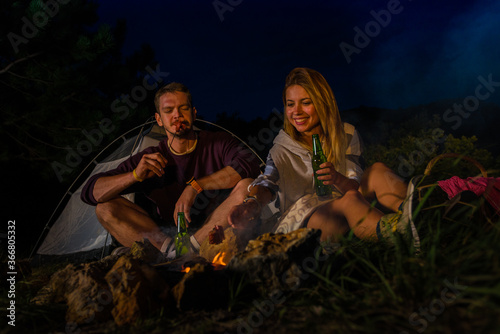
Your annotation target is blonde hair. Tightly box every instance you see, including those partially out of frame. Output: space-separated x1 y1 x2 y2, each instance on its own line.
282 67 346 174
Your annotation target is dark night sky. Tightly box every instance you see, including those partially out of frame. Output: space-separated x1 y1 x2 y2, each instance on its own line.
96 0 500 122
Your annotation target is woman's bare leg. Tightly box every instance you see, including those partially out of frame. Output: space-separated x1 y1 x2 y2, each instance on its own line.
307 190 383 241
359 162 407 212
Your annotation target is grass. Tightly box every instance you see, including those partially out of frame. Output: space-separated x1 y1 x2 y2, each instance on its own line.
2 191 499 334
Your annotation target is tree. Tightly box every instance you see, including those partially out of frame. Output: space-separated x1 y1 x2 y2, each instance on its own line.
0 0 158 183
0 0 159 255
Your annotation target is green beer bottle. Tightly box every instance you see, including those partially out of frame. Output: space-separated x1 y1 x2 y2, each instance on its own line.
312 134 332 197
175 212 191 258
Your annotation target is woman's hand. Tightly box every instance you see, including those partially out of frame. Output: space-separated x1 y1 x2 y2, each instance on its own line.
228 200 261 229
316 162 359 193
316 162 340 186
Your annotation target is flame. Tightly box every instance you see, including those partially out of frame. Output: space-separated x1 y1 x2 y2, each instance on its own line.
180 252 227 273
212 252 227 266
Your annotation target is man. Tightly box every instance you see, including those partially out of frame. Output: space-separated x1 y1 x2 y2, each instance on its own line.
81 82 261 258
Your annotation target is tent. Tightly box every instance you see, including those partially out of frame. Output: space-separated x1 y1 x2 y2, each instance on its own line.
30 118 266 265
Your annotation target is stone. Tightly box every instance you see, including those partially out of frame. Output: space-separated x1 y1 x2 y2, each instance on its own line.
65 263 114 324
227 228 322 296
105 255 170 326
31 254 118 307
129 238 165 264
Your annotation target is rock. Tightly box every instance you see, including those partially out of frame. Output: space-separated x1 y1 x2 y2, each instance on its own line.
105 255 170 326
65 262 114 324
31 255 119 306
129 238 165 264
31 263 76 305
227 228 322 296
171 262 229 311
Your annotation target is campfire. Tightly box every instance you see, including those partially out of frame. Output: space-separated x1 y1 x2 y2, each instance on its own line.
31 227 321 327
181 251 227 273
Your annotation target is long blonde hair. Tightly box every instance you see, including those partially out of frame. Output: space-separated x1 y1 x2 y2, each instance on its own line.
282 67 347 174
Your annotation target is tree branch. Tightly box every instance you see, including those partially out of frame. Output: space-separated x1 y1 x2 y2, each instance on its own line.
0 52 44 75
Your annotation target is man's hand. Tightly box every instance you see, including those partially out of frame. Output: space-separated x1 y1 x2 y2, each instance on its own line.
228 200 261 229
174 185 198 226
135 153 168 181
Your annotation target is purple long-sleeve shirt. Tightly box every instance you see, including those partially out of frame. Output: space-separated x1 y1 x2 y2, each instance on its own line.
81 130 261 220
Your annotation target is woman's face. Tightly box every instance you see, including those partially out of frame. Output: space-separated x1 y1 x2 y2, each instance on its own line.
285 84 321 137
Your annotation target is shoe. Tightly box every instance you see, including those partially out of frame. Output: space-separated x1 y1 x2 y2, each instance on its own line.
377 176 421 254
111 246 130 256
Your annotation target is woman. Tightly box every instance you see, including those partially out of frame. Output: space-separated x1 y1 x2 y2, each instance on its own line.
229 67 417 244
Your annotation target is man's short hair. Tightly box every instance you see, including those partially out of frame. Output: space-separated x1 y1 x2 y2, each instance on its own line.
154 82 193 113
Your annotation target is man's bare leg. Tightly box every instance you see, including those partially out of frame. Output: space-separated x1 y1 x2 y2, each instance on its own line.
192 178 253 246
95 197 169 250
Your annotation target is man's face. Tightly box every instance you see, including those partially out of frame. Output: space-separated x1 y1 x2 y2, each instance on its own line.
155 91 196 137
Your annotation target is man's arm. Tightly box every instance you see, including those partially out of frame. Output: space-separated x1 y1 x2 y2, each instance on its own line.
93 152 168 203
175 165 242 223
93 172 139 203
197 165 242 190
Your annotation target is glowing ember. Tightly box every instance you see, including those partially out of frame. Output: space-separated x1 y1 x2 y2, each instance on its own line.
181 266 191 273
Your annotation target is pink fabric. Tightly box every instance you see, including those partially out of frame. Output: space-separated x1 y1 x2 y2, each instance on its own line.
438 176 500 213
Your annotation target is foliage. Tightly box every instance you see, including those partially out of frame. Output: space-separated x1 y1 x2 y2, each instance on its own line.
363 113 498 180
0 0 157 183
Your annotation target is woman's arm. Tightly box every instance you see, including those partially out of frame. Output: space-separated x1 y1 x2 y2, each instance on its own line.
228 184 273 229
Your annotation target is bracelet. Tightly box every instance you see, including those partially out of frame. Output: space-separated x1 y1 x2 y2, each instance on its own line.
187 177 203 194
132 169 143 182
243 195 262 211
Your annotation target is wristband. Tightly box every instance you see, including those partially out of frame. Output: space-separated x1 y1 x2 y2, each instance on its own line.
187 177 203 194
243 195 262 211
132 169 143 182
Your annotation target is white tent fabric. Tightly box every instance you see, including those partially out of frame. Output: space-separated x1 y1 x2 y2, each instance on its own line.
36 157 135 255
34 123 162 260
